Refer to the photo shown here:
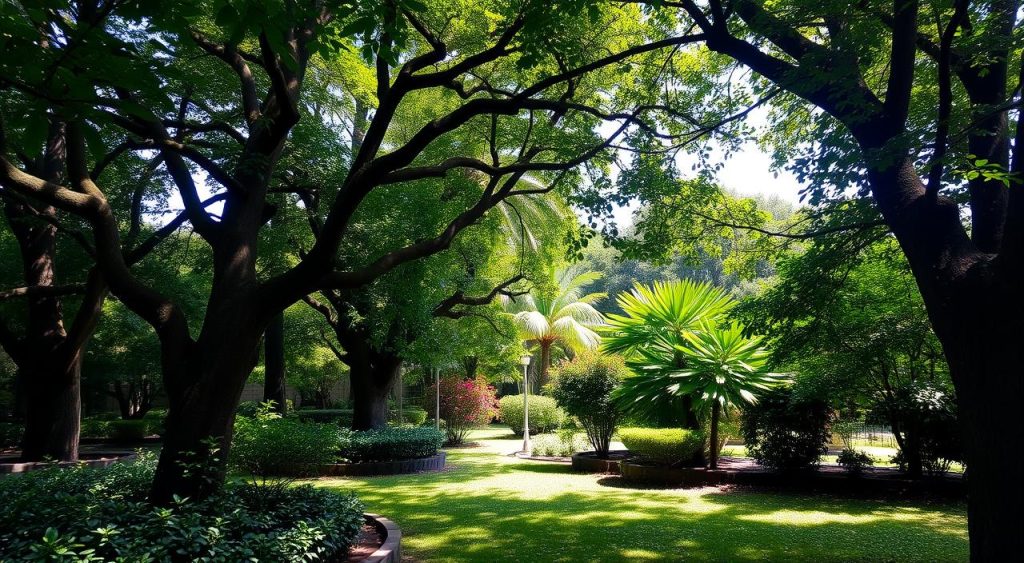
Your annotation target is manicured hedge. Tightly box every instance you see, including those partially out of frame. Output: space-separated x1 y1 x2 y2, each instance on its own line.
107 419 151 442
295 408 355 426
340 427 445 463
619 427 707 466
0 453 364 561
498 395 565 435
392 407 429 426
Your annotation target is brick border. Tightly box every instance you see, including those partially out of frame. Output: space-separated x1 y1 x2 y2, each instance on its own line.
362 513 402 563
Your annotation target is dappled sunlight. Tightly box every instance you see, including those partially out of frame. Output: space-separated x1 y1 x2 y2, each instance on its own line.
314 427 968 562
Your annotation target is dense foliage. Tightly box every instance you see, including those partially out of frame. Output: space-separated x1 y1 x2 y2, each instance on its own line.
550 353 628 457
497 395 565 436
0 454 364 561
618 427 707 467
231 408 343 478
424 376 498 445
340 427 444 463
741 387 832 471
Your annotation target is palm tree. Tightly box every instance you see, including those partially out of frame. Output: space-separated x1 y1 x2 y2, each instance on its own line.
503 268 606 388
603 280 735 429
604 280 786 468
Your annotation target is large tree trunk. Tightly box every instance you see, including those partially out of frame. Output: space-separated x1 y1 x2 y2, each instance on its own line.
20 356 81 461
348 349 401 431
149 326 262 505
263 311 286 414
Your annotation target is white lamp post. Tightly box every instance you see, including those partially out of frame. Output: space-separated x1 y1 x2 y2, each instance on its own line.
520 354 532 454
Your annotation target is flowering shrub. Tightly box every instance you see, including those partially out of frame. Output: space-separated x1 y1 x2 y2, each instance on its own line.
424 375 498 445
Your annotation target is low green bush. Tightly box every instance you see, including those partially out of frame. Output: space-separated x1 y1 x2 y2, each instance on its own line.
0 422 22 448
106 419 151 442
498 395 565 435
231 406 343 477
742 386 831 471
0 453 364 561
619 427 707 466
391 407 429 426
837 448 874 476
340 427 445 463
295 409 354 426
529 430 589 457
80 418 109 438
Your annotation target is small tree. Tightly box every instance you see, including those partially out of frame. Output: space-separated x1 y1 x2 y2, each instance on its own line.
742 387 832 472
551 353 629 458
424 375 497 446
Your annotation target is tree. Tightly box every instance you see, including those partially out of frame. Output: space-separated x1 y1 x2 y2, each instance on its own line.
1 1 723 501
503 267 606 388
584 1 1023 553
738 237 954 477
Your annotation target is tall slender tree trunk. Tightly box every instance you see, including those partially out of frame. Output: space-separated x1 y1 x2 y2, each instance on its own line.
263 312 286 414
537 341 552 391
708 401 720 469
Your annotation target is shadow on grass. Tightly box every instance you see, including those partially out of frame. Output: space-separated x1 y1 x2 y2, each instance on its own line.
316 449 967 563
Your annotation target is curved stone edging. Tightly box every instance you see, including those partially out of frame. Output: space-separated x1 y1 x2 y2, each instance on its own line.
0 451 138 475
571 451 632 474
321 452 446 477
362 513 401 563
619 460 733 486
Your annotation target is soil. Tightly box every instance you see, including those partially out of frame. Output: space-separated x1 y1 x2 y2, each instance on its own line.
344 523 384 562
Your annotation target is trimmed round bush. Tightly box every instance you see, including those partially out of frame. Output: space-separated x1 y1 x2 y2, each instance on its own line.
340 427 445 463
741 386 831 471
619 427 707 466
0 453 364 561
231 407 343 477
551 353 628 457
498 394 565 435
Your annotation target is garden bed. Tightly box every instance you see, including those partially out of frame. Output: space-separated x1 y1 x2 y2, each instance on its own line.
344 514 402 563
0 451 137 475
320 452 446 477
571 450 632 474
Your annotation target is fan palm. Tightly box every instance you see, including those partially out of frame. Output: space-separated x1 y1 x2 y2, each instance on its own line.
503 268 606 387
605 280 786 467
603 280 735 429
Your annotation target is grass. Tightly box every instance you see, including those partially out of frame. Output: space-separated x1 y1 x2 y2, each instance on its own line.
315 426 967 562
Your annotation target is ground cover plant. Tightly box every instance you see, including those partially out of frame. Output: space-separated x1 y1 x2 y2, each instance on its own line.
0 453 364 561
316 427 968 562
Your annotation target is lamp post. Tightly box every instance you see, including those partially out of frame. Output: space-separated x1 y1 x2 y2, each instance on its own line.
520 354 532 454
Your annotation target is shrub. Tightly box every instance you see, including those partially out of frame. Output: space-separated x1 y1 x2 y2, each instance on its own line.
498 394 565 435
424 376 498 445
0 453 364 561
391 407 429 426
619 427 707 467
0 422 23 449
837 448 874 476
80 418 109 438
741 387 832 471
106 419 151 442
231 405 342 477
529 430 589 457
340 427 445 462
551 353 628 457
294 408 355 426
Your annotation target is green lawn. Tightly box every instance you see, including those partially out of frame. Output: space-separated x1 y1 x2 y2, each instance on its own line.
316 426 967 562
